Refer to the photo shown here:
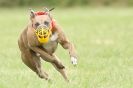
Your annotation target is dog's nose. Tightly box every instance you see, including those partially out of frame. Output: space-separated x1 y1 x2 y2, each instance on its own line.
38 25 48 29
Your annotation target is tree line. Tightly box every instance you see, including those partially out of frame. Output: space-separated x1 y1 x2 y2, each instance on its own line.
0 0 133 7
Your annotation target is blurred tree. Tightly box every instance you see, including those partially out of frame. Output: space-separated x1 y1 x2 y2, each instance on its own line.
0 0 133 7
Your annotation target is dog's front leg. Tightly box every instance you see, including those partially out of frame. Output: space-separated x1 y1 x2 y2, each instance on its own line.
53 22 78 65
58 33 78 65
61 41 78 65
30 46 65 69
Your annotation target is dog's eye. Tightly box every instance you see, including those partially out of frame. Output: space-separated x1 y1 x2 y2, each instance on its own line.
35 22 40 27
44 21 49 26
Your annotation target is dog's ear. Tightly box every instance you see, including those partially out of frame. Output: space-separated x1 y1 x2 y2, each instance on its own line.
29 8 35 19
49 8 55 11
44 7 54 13
44 7 50 13
44 7 54 20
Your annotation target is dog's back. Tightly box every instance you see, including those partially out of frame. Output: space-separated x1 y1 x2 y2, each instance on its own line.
18 27 29 52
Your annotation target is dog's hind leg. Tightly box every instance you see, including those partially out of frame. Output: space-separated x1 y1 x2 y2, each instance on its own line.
21 50 49 80
51 54 69 82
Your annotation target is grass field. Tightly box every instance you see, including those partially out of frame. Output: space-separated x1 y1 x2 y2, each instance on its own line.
0 7 133 88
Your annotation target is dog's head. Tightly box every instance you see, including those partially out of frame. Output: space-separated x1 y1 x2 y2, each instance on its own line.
30 8 55 43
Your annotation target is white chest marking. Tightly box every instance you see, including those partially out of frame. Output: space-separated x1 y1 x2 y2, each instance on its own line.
42 33 58 51
50 32 58 41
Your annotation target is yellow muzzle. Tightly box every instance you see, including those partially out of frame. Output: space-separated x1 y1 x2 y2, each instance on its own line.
35 28 51 43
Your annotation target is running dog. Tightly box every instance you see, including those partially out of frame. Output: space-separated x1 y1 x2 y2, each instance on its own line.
18 8 77 81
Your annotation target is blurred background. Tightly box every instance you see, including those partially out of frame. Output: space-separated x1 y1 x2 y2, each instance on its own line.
0 0 133 7
0 0 133 88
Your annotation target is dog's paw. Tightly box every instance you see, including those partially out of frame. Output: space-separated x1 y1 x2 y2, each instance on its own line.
36 53 40 56
71 57 77 66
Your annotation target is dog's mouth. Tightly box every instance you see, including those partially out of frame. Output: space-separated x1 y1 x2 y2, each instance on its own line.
35 28 51 43
38 35 48 38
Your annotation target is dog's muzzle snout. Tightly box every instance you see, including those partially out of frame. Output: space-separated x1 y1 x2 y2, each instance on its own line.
35 26 51 43
38 24 49 29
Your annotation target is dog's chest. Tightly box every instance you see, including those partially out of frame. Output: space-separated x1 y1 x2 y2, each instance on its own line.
42 33 58 52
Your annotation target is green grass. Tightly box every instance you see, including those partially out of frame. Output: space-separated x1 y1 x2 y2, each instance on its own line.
0 7 133 88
